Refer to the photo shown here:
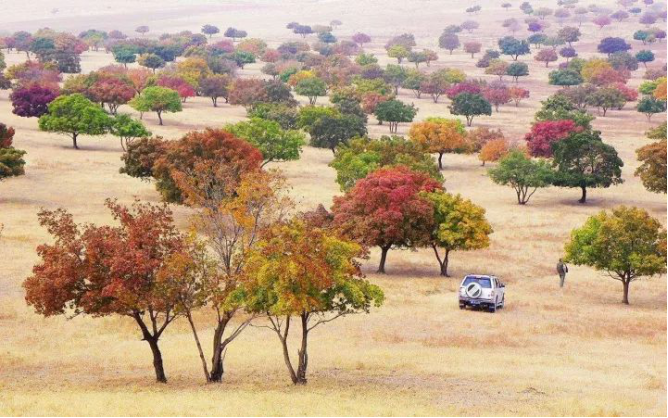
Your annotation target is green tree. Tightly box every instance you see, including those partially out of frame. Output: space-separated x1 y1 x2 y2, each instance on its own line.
449 93 492 126
374 100 418 133
294 77 327 105
38 93 112 149
129 86 182 125
224 118 305 166
636 97 667 121
564 206 667 304
488 150 554 204
506 62 529 82
112 44 137 68
423 191 493 276
498 36 530 60
309 114 366 152
330 136 442 191
138 53 165 73
548 69 583 87
0 147 26 181
110 114 151 151
551 130 623 203
535 94 594 128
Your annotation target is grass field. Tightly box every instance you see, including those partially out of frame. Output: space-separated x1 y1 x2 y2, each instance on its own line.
0 0 666 415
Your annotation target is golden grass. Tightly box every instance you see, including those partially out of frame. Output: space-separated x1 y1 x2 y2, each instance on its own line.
0 0 666 415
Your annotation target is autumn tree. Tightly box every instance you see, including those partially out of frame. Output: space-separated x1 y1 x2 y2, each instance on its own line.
449 93 492 126
38 93 112 149
332 166 442 273
478 138 509 166
564 206 667 304
464 41 482 58
294 77 327 104
508 86 530 106
224 118 305 166
10 84 60 118
524 119 581 157
409 118 469 169
483 82 511 112
0 124 26 182
129 86 182 125
24 200 192 382
423 191 492 276
485 59 510 80
352 32 371 47
240 218 384 385
439 32 460 54
551 130 624 203
88 75 136 114
330 136 442 191
488 150 554 204
586 87 627 116
635 139 667 193
534 48 558 67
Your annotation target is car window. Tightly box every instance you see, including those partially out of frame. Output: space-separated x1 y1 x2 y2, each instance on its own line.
462 277 492 288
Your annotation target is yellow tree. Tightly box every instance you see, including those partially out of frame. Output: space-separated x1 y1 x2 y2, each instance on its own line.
409 117 469 169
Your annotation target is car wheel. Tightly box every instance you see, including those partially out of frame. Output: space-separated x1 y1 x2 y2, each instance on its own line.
500 296 505 308
489 304 497 313
459 304 465 310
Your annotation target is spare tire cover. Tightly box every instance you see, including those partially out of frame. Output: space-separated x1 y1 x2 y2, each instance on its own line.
465 282 483 298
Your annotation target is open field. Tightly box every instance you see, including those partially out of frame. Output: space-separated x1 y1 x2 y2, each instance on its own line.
0 0 666 416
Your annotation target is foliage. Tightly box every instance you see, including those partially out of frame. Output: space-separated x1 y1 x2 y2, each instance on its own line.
449 93 492 126
129 86 183 125
498 36 530 60
635 139 667 194
636 97 667 120
111 113 151 151
224 118 305 166
10 84 60 118
308 114 366 152
525 120 581 157
374 100 417 133
409 119 468 168
564 206 667 304
488 151 554 204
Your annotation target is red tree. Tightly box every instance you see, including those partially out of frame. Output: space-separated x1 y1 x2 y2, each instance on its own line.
483 82 511 111
10 84 60 118
88 76 136 114
332 166 443 273
446 82 482 100
157 76 196 102
524 120 581 157
23 199 191 383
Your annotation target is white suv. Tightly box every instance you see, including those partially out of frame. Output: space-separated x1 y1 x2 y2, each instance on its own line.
458 274 505 313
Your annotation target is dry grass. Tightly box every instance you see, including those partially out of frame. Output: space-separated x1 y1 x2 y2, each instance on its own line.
0 0 666 416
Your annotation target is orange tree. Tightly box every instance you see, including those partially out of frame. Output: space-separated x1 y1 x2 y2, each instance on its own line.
23 200 192 383
238 218 384 385
332 165 442 273
409 117 469 169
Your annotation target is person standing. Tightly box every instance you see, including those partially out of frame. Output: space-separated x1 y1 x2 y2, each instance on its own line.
557 258 568 288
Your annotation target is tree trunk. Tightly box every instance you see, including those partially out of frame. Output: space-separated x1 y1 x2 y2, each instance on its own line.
212 97 217 107
209 319 228 382
279 316 299 384
578 186 587 204
377 245 391 274
438 153 444 169
622 279 630 305
432 244 450 277
146 337 167 383
295 314 309 385
72 133 79 149
186 312 210 382
157 111 163 125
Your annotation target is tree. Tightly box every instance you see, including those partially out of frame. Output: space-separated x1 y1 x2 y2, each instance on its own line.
419 70 449 102
308 114 366 152
559 46 578 63
548 69 583 87
111 113 151 151
635 139 667 193
535 7 553 19
611 10 629 22
330 136 442 191
564 206 667 304
201 24 220 38
464 41 482 58
461 20 480 33
240 218 384 385
138 53 165 73
224 118 304 166
409 118 469 169
424 191 492 276
483 82 511 112
0 123 26 182
88 76 136 114
508 86 530 106
506 62 529 82
129 86 182 125
586 87 627 116
558 26 581 46
449 93 492 126
38 93 111 149
635 50 655 67
374 100 417 133
332 166 442 273
485 59 510 80
111 44 137 68
551 130 624 203
387 44 409 63
293 25 313 38
294 77 327 105
199 74 231 107
478 138 509 166
10 84 60 118
636 97 666 120
352 32 371 47
135 25 149 36
23 200 191 382
597 37 631 56
498 36 530 60
438 32 460 54
525 120 581 157
591 15 612 29
224 27 247 42
534 48 558 67
488 150 554 204
535 94 594 128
